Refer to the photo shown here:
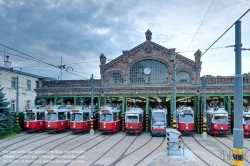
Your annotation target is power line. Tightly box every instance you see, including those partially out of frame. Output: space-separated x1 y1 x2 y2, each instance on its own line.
0 44 95 79
178 46 226 54
184 0 214 56
201 7 250 57
0 44 59 68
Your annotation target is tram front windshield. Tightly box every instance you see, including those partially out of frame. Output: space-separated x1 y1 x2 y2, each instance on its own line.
126 115 138 122
45 113 57 121
71 113 82 122
25 113 36 121
180 114 194 123
153 112 165 125
244 117 250 124
213 115 228 123
100 113 112 122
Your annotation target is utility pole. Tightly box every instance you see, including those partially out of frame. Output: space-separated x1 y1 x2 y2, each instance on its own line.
61 57 62 80
15 76 19 126
233 20 244 166
173 51 177 129
90 74 94 135
202 75 207 138
58 57 65 80
16 76 19 113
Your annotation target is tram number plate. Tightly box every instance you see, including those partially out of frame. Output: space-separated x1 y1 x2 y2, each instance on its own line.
130 130 134 133
219 131 224 134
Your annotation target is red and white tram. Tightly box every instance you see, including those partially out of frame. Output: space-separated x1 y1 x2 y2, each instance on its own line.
45 105 71 132
70 105 98 133
177 106 195 135
125 107 145 134
150 106 168 137
206 106 229 135
24 106 46 132
99 105 121 133
243 107 250 137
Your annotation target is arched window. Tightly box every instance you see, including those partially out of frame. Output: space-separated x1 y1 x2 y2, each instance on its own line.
177 71 191 83
129 60 169 84
109 73 123 84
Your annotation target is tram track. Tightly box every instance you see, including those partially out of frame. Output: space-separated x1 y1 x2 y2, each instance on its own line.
64 133 115 166
0 132 27 144
133 136 165 166
213 136 250 164
109 136 153 166
90 134 128 166
3 132 80 166
27 133 86 166
0 134 54 157
109 135 139 166
181 137 210 166
42 133 103 166
0 132 46 149
192 135 231 165
226 136 250 151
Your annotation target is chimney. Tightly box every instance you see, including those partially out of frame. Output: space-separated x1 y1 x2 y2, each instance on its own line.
4 55 11 68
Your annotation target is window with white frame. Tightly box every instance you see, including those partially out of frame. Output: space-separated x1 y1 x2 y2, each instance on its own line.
26 100 31 108
27 80 31 91
11 77 17 89
11 100 15 111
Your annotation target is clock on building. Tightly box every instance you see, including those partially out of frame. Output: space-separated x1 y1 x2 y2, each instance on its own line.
143 67 151 75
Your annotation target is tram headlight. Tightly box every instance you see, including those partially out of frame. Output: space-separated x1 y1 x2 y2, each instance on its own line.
130 126 132 129
48 125 50 127
26 125 28 127
73 126 75 128
186 127 188 129
221 127 223 129
104 126 106 128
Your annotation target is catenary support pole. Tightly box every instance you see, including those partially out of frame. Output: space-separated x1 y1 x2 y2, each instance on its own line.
16 76 19 113
90 74 95 135
173 51 177 129
202 76 207 138
233 20 244 166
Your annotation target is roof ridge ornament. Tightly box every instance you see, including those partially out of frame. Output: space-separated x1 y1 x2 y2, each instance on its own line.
145 29 152 41
145 29 152 53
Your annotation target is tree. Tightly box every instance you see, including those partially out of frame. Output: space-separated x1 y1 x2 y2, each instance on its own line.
0 87 15 134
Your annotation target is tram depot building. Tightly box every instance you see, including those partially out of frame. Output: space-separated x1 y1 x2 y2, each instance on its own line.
35 30 250 134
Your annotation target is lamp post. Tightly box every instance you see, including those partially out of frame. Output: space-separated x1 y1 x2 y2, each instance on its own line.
90 74 95 135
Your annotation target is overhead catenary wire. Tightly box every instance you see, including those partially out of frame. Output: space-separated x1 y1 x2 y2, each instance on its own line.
184 0 214 56
0 44 98 79
201 7 250 57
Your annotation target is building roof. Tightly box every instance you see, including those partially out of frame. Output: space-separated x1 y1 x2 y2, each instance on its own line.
0 66 55 79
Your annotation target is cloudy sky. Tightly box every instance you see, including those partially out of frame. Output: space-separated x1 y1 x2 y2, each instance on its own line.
0 0 250 80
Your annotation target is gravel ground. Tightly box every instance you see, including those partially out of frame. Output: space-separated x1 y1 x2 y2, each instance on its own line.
147 149 199 166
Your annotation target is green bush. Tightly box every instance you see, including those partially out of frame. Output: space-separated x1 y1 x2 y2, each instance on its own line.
12 124 22 133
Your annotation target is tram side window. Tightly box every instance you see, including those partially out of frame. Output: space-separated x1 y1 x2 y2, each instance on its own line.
139 114 142 122
67 112 70 120
58 112 66 120
83 113 89 121
113 113 117 121
37 112 45 120
244 117 250 124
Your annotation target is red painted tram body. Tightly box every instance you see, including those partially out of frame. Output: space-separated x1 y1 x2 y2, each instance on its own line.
177 106 195 135
150 106 168 137
45 105 71 132
70 105 98 133
207 107 229 135
24 106 46 132
243 109 250 137
125 107 145 134
99 105 121 133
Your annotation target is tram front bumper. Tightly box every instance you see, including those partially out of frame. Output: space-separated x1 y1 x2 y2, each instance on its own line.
151 131 166 137
24 128 37 132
